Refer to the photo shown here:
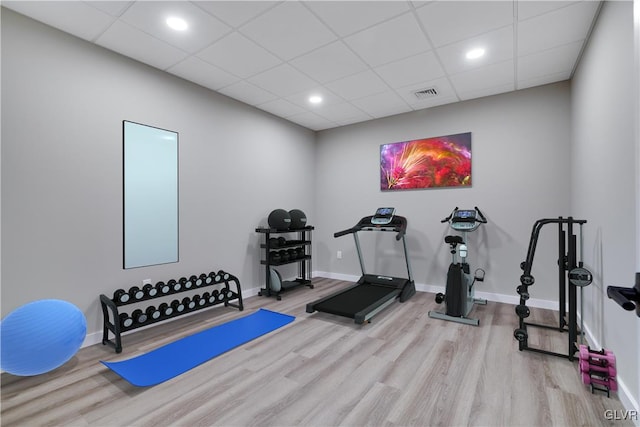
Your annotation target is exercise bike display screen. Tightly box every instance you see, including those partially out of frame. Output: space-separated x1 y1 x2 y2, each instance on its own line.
454 210 476 219
371 207 395 225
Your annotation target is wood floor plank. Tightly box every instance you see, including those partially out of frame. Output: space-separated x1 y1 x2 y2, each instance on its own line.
1 277 633 427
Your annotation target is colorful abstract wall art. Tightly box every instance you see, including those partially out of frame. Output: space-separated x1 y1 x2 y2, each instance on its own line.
380 132 472 191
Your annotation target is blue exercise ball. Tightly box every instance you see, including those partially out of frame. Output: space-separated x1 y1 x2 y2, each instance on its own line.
1 299 87 376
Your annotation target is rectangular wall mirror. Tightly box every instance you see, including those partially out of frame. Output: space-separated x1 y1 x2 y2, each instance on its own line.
123 120 178 269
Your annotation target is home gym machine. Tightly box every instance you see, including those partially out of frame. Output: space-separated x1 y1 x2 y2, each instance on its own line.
513 217 592 360
607 273 640 317
428 207 488 326
306 208 416 324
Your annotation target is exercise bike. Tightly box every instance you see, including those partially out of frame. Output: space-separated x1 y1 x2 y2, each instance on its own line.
428 207 487 326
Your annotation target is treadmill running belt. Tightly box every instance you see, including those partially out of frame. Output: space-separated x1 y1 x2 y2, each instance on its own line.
313 283 398 318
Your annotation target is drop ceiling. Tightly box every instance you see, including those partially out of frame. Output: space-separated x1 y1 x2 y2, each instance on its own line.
2 1 602 131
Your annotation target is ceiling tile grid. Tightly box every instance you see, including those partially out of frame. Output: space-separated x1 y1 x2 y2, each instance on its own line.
2 1 602 131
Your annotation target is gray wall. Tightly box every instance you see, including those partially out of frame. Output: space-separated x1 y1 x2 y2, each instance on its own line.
571 0 639 413
315 82 573 304
1 9 316 335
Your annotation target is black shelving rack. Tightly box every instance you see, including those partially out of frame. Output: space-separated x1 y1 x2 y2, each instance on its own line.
256 226 314 300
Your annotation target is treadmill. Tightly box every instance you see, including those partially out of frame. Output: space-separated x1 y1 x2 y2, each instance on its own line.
306 208 416 324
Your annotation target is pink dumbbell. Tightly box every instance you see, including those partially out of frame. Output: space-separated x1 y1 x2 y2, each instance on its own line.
578 344 616 365
579 359 617 377
582 372 618 391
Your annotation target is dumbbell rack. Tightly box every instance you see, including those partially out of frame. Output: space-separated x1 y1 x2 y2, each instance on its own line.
256 226 314 300
100 270 243 353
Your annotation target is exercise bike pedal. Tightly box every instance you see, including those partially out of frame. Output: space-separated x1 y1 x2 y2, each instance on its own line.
474 268 485 282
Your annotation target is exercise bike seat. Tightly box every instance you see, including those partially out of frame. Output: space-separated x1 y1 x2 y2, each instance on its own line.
445 235 465 245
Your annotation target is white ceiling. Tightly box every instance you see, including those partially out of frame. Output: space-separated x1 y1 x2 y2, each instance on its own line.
3 1 602 131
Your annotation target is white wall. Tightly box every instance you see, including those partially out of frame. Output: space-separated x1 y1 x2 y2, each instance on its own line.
1 9 316 335
571 0 639 415
315 82 573 304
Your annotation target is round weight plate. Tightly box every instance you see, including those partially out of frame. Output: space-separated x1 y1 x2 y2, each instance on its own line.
514 328 528 342
520 274 535 286
515 304 530 319
568 267 593 287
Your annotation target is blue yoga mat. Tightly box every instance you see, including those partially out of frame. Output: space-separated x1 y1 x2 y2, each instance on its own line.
101 308 294 387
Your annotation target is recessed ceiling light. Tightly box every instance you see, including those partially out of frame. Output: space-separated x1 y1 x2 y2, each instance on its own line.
466 48 485 60
166 17 188 31
309 95 323 104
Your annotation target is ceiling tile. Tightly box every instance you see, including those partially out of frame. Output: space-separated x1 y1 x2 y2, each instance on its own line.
96 20 188 70
344 12 431 67
85 1 133 17
517 40 582 83
256 99 307 118
311 102 369 123
518 1 600 56
197 32 281 79
305 1 410 37
517 1 577 21
217 80 278 106
351 91 412 118
285 88 345 109
118 1 231 53
325 70 389 101
248 64 318 98
239 2 336 60
375 51 445 89
517 71 571 90
450 60 514 98
436 26 513 75
417 1 513 47
395 77 459 109
287 112 337 131
3 1 115 41
194 1 278 28
289 41 369 84
167 56 240 90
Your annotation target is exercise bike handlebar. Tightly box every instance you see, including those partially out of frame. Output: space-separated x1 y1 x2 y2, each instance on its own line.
441 207 459 223
474 206 488 223
441 207 487 223
607 274 640 317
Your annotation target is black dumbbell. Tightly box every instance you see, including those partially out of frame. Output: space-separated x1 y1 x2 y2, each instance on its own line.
171 299 185 313
179 277 189 289
146 305 161 321
278 237 287 246
132 309 147 324
269 251 281 264
168 279 180 292
209 290 219 303
269 238 279 248
159 302 173 317
119 313 134 328
113 289 130 304
157 281 171 295
129 286 145 300
183 297 195 310
279 250 289 262
143 283 157 298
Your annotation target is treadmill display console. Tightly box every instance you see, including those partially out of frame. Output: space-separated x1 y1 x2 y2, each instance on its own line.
371 207 395 225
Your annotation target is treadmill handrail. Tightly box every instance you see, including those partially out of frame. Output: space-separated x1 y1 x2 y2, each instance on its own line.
334 215 407 241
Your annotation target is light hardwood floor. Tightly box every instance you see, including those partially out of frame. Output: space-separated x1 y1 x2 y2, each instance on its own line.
1 278 633 426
